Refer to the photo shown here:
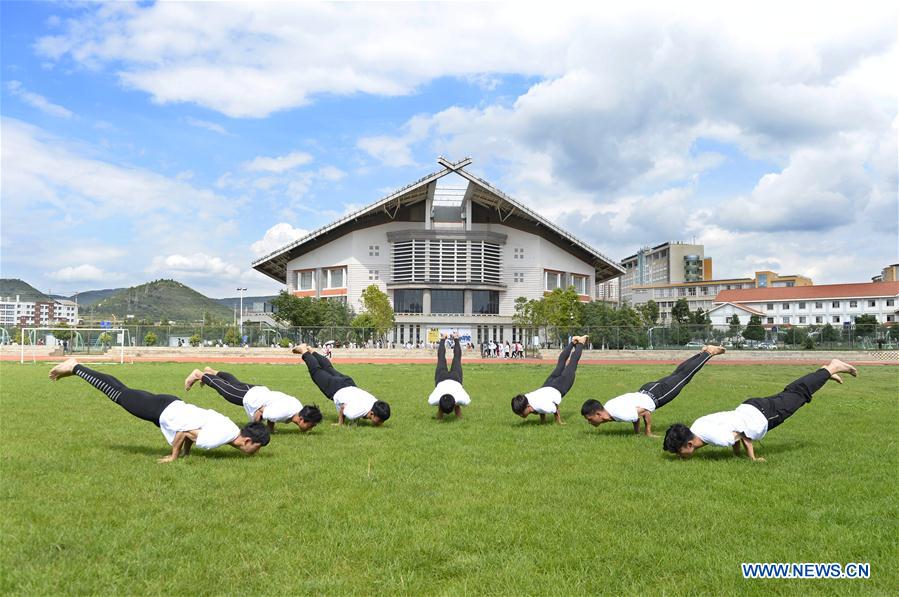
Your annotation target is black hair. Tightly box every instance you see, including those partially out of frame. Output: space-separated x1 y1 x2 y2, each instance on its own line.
511 394 528 415
372 400 391 422
438 394 456 414
299 404 323 424
581 399 603 417
663 423 694 453
240 421 271 446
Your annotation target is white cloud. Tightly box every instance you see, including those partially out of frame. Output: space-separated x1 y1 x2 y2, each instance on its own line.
149 253 240 277
250 223 310 257
48 264 123 282
358 135 416 167
185 117 230 135
6 80 73 118
243 151 313 173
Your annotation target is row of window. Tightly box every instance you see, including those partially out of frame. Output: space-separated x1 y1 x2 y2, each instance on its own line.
764 299 894 311
767 315 896 324
297 267 346 291
545 271 589 295
394 289 499 315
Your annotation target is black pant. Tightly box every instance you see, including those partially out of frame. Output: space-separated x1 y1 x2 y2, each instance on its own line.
742 368 830 431
541 342 583 397
202 371 253 406
435 338 463 385
74 364 177 427
638 351 713 409
302 351 355 401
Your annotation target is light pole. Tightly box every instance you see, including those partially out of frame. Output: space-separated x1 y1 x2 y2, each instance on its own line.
237 288 247 340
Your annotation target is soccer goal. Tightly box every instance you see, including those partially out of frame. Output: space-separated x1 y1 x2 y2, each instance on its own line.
20 327 130 364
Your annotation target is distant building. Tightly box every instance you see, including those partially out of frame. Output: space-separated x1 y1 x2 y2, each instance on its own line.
252 157 623 345
872 264 899 283
708 282 899 326
595 277 620 305
631 271 813 323
0 295 79 326
620 242 707 302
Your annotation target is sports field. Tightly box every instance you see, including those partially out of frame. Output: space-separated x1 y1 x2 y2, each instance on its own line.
2 360 896 594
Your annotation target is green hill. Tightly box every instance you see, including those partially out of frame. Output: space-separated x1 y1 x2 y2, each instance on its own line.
69 288 127 307
90 279 235 323
0 279 50 302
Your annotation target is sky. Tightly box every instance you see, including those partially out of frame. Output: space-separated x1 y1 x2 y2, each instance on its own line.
1 1 896 299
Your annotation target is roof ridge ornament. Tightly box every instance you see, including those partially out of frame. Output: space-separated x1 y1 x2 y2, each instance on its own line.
437 156 473 170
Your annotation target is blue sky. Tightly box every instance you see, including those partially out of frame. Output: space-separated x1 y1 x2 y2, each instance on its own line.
1 2 896 298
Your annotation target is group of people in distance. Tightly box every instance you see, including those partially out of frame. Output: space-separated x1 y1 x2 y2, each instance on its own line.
47 333 858 463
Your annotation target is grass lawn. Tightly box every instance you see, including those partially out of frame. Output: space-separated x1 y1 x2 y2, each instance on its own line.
2 360 896 595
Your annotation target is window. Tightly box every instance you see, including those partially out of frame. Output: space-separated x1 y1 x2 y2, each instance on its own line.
298 270 314 291
815 301 823 309
513 247 525 260
799 316 806 324
832 301 840 308
368 270 379 281
544 271 562 291
472 290 499 314
782 302 790 310
513 272 524 283
572 275 588 295
868 300 876 307
798 302 806 309
688 287 697 296
782 317 790 324
849 300 858 308
887 315 895 322
431 290 464 314
325 268 345 289
832 315 840 323
815 316 823 323
767 317 774 324
393 290 423 314
885 299 894 307
368 245 380 257
766 303 774 310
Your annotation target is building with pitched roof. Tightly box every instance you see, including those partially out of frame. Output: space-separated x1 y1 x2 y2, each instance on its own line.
252 157 623 345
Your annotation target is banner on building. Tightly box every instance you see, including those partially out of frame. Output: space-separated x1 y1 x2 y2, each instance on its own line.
427 328 472 344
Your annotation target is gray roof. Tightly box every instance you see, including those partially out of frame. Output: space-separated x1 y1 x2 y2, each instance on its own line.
253 157 624 283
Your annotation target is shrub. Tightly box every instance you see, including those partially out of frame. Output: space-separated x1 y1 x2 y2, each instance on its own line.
144 332 157 346
188 334 201 347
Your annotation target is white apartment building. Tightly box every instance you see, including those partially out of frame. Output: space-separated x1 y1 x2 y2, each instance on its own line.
0 296 79 326
252 157 623 344
708 282 899 327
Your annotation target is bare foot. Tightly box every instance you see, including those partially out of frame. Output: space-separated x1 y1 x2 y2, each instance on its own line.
184 369 204 391
203 366 219 376
292 343 308 355
573 335 588 345
827 359 858 378
703 345 726 356
829 373 843 384
49 358 79 381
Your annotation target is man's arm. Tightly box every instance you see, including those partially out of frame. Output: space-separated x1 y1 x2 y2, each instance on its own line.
539 413 546 423
253 407 265 423
639 410 655 437
159 431 189 463
632 420 641 434
333 404 345 426
267 421 275 433
181 436 194 457
554 410 565 425
740 435 765 462
732 440 742 456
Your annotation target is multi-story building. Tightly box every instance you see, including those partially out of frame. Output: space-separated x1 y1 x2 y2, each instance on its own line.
630 271 813 322
252 157 623 344
620 242 708 302
595 277 620 305
0 296 79 326
707 282 899 327
871 264 899 283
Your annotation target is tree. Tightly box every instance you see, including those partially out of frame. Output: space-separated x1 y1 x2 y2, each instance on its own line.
637 300 659 326
821 323 839 342
543 287 582 329
223 327 240 346
271 292 319 327
691 308 711 325
854 314 878 337
742 314 765 342
52 322 73 341
727 314 742 337
671 298 691 324
360 285 394 339
783 326 807 346
615 302 648 348
188 334 201 347
98 332 113 348
582 300 616 348
143 331 157 346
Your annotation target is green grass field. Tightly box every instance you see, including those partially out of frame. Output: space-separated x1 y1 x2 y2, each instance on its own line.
2 360 896 595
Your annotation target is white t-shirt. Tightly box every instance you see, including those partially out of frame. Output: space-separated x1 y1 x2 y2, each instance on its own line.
525 386 562 414
604 392 657 422
689 404 769 447
242 385 302 423
427 379 471 406
158 400 240 449
334 386 378 420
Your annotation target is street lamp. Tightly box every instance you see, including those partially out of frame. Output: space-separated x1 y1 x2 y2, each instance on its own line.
237 288 247 339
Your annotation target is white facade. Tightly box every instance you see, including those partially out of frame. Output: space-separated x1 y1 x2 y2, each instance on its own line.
0 296 79 326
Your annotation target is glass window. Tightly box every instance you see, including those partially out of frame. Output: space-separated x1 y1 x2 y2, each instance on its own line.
368 245 380 257
368 270 379 281
815 316 823 323
544 271 562 291
298 271 314 290
887 299 895 307
887 315 894 322
832 315 840 323
472 290 499 314
798 302 806 309
431 290 464 314
766 303 774 310
767 317 774 324
832 301 840 308
326 268 345 288
393 289 423 314
572 275 587 295
849 300 857 308
514 272 524 283
513 247 525 260
799 316 806 324
782 317 790 324
782 302 790 310
868 300 876 307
